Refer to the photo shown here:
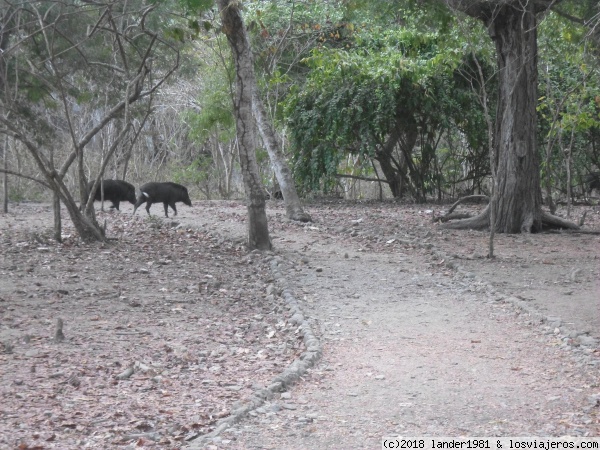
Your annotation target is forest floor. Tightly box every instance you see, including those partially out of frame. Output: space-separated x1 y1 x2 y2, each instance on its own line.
0 198 599 449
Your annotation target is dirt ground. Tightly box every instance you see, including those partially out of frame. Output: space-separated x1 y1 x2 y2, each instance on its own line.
0 199 599 449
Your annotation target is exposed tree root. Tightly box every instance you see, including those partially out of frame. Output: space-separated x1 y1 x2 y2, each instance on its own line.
288 208 312 223
435 195 488 223
440 205 581 232
290 212 312 223
440 205 490 230
435 212 472 223
540 212 579 231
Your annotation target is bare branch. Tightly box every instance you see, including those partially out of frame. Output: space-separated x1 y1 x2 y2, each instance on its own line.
0 168 50 188
335 173 390 184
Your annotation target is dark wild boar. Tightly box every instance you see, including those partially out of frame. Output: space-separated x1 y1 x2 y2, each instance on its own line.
86 179 136 211
133 182 192 217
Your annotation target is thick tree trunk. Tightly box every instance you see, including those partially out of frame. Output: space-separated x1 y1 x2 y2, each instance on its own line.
375 116 417 198
252 91 311 222
488 3 542 232
441 0 577 233
67 205 105 242
377 154 403 198
218 0 271 250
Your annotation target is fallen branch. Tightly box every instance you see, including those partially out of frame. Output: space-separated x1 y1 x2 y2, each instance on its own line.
334 173 390 183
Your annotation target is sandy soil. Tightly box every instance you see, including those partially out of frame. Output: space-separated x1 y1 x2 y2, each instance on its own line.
0 199 599 449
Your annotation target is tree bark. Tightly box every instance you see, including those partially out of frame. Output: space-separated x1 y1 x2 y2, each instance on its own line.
252 91 311 222
489 3 542 232
2 136 7 213
375 115 417 199
53 191 62 243
218 0 271 250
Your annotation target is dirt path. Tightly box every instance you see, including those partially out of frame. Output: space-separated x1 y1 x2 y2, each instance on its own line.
1 200 598 449
177 200 600 449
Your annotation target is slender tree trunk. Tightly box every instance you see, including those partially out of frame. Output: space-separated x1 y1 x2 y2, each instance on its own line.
563 102 580 219
473 54 497 257
252 91 311 222
53 191 62 243
49 147 62 241
2 135 7 213
370 159 384 201
218 0 271 250
542 64 557 214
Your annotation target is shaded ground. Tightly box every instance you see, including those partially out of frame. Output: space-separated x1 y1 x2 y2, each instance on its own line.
1 199 599 449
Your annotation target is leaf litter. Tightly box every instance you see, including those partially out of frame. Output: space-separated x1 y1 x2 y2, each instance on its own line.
1 199 600 449
0 205 301 449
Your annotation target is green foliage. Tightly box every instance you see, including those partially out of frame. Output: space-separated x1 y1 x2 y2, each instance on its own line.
184 57 236 144
537 10 600 194
185 92 235 144
177 0 213 14
284 24 490 196
172 156 213 188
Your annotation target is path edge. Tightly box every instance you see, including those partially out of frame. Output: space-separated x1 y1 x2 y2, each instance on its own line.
185 254 322 448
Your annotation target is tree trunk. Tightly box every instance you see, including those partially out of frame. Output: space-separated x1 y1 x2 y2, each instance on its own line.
252 91 311 222
377 154 403 198
489 3 542 232
441 0 577 232
218 0 271 250
53 191 62 243
49 174 106 243
2 135 7 213
375 116 416 198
